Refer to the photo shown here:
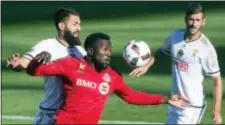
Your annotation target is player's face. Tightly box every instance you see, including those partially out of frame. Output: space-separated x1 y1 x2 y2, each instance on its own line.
65 14 81 37
186 12 205 35
93 39 112 69
63 29 81 46
63 15 81 46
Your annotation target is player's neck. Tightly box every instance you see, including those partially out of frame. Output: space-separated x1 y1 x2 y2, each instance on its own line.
56 35 69 47
184 31 202 43
85 57 105 72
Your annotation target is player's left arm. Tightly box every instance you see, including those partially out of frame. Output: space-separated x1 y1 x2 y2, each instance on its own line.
114 76 164 105
114 72 189 107
212 75 222 124
201 44 222 124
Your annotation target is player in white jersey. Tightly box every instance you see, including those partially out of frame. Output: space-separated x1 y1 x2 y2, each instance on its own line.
7 7 86 124
130 3 222 124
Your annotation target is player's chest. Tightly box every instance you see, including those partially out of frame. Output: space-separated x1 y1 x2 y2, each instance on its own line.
171 41 202 64
68 65 115 96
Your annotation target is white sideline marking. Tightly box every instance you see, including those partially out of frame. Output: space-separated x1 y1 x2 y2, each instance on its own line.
1 115 163 124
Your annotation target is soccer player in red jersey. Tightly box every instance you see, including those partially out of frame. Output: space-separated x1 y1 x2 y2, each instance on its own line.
27 32 189 124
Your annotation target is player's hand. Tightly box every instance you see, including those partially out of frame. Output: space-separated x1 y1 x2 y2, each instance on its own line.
169 94 183 101
35 51 51 64
167 94 190 109
6 53 21 68
129 65 149 77
129 57 154 77
212 110 222 124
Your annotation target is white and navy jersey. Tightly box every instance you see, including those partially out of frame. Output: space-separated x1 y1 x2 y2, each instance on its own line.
24 38 86 110
161 29 220 107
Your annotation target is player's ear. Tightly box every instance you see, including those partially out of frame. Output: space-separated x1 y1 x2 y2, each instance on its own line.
87 48 94 56
202 18 206 27
58 22 65 31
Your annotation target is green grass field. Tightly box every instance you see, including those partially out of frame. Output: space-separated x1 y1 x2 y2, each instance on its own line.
2 2 225 124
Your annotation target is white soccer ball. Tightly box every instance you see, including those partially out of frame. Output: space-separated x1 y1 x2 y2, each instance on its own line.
123 40 151 67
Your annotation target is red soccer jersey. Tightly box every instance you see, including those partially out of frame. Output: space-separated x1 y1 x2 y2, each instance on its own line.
27 56 164 124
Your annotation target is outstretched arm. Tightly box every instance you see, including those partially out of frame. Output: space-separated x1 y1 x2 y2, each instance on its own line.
7 53 31 71
129 56 155 77
6 40 52 71
26 52 67 77
7 52 51 71
129 49 168 77
115 82 164 105
129 32 173 77
114 75 189 108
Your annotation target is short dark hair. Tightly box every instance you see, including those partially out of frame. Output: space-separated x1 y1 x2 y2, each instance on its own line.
185 3 205 18
54 7 80 30
84 32 110 51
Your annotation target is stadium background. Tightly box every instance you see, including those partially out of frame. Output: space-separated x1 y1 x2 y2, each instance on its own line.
2 1 225 124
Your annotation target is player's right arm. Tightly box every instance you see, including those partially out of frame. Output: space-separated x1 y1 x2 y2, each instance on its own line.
151 31 174 64
26 51 69 77
6 40 51 71
129 31 173 77
7 54 31 71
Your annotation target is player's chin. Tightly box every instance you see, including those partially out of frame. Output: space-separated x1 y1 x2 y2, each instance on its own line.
189 29 199 35
102 62 110 69
73 33 79 37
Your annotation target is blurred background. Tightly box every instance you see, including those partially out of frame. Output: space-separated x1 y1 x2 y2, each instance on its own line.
1 1 225 124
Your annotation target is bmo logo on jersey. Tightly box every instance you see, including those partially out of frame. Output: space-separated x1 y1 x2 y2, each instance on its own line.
76 78 110 95
76 78 97 89
173 60 189 71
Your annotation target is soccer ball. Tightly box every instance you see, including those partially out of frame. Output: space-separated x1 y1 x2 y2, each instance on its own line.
123 40 151 67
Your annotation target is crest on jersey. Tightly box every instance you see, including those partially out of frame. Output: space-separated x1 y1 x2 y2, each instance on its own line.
192 49 198 58
103 73 111 83
177 49 184 58
99 82 110 95
79 63 86 71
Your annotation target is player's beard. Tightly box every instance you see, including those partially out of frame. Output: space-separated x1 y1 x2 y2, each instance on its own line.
63 30 81 47
92 54 110 71
187 25 202 36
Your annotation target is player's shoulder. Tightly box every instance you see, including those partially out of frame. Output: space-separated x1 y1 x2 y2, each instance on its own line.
108 66 123 77
198 34 218 56
171 29 185 36
33 38 57 48
199 34 213 48
52 55 70 62
166 29 185 41
75 45 87 56
52 55 79 65
64 55 80 62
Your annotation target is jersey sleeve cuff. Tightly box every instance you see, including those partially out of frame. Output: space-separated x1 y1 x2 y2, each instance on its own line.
23 53 34 61
160 48 171 56
206 71 220 77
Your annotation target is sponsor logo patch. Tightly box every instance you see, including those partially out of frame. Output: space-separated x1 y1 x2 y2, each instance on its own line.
173 60 189 71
